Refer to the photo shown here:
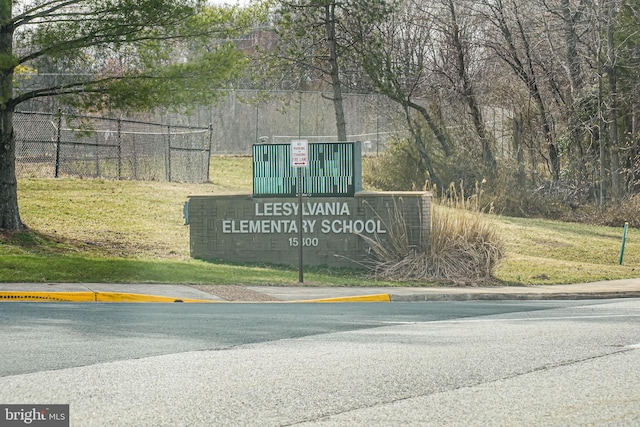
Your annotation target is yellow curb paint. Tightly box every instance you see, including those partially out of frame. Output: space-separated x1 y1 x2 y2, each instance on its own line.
0 291 214 303
0 292 96 302
95 292 214 303
0 292 392 303
294 293 391 303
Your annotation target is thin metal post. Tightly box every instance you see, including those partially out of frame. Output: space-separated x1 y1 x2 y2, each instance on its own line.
376 96 380 156
132 133 138 180
298 92 304 283
207 123 213 182
255 102 259 144
117 117 122 180
298 167 304 283
298 91 302 137
166 125 171 182
619 222 629 265
54 109 62 178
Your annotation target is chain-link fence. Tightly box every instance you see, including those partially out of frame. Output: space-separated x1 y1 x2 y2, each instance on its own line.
203 90 402 156
15 111 212 183
159 90 511 157
14 92 514 183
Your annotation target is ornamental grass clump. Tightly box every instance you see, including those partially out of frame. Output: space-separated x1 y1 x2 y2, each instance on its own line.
362 182 504 285
428 205 504 284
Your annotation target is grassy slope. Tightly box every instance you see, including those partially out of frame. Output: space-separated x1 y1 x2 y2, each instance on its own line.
2 156 639 286
495 216 640 284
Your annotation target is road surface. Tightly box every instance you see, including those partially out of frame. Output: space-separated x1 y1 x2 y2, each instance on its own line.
1 299 639 426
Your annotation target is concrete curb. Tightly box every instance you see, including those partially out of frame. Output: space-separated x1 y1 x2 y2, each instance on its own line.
0 291 215 303
2 285 640 303
389 291 640 302
292 294 392 303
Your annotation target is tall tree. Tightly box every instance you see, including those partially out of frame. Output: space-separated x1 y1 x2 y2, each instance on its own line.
615 0 640 193
272 0 347 141
606 0 622 198
0 0 251 230
480 0 561 181
580 0 631 202
540 0 589 185
353 0 453 187
436 0 497 176
272 0 393 142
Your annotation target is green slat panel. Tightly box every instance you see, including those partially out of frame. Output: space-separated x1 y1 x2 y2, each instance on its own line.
252 142 357 197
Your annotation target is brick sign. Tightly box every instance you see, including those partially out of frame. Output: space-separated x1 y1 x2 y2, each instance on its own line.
186 192 431 268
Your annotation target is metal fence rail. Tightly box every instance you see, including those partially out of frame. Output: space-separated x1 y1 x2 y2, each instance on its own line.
14 111 212 183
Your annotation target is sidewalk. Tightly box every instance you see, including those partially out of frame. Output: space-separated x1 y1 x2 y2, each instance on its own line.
1 279 640 303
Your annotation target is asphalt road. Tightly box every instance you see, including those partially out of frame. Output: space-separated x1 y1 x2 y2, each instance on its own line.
1 299 639 426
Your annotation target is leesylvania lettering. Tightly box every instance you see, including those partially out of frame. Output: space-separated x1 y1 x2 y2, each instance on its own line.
221 202 386 235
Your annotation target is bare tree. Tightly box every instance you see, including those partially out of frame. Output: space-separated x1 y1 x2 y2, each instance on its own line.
352 0 456 187
430 0 498 177
479 0 561 181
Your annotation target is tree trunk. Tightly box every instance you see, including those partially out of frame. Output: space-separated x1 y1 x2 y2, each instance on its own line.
561 0 584 93
560 0 587 182
0 0 23 230
598 71 606 206
513 113 526 190
325 4 347 142
488 0 560 181
540 98 559 182
403 106 441 189
406 99 453 157
520 32 559 182
606 0 621 199
0 109 21 230
448 0 496 177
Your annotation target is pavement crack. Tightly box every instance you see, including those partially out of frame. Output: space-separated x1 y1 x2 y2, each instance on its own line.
282 348 635 426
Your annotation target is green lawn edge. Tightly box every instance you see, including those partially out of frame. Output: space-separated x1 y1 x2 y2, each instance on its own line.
2 159 639 287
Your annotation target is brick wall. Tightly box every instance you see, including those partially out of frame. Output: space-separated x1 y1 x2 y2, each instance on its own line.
186 191 431 269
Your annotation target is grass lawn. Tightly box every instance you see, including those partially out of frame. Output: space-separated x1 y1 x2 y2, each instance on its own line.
1 156 639 286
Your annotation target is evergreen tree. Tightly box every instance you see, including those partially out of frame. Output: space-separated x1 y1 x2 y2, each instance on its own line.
0 0 253 229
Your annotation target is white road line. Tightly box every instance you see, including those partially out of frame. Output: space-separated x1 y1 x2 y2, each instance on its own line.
379 321 418 324
432 314 640 324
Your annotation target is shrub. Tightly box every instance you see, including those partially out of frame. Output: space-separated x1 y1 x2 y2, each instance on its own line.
362 138 428 191
564 194 640 228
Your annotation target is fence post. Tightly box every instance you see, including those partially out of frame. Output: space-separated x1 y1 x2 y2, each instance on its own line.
376 96 380 156
54 109 62 178
207 123 213 182
166 124 172 182
95 122 100 177
117 117 122 180
132 132 138 180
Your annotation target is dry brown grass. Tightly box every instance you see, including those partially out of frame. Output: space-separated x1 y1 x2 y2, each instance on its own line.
427 205 504 284
360 185 504 285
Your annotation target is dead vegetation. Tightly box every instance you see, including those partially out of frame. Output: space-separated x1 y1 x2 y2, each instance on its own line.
361 182 504 285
